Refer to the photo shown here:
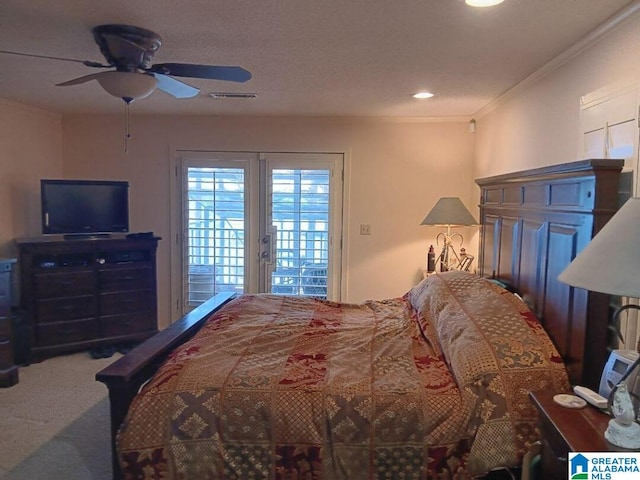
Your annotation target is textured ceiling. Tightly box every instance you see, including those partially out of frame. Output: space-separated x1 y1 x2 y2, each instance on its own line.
0 0 637 117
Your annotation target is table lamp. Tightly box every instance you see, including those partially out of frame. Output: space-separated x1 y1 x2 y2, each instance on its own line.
558 197 640 449
420 197 477 271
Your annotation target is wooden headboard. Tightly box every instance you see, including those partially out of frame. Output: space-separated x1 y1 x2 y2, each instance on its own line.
476 159 624 391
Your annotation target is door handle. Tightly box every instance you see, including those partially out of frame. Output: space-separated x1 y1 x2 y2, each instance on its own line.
259 225 277 264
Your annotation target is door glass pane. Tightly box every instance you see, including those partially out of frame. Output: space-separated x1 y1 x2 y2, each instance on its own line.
271 168 329 298
185 167 245 307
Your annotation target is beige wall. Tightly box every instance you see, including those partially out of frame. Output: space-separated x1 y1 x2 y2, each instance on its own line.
12 10 639 330
473 13 640 181
0 100 62 305
0 100 63 257
60 115 475 327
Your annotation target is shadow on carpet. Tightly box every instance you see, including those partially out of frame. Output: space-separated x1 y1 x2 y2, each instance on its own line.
4 397 111 480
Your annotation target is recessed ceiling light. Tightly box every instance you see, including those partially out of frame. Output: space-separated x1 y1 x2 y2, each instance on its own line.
413 92 434 99
465 0 504 7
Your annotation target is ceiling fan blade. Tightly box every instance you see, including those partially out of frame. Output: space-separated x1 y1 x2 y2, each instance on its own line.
153 73 200 98
149 63 252 83
56 72 104 86
0 49 109 68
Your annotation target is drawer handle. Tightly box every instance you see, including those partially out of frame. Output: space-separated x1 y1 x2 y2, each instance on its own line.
122 276 135 281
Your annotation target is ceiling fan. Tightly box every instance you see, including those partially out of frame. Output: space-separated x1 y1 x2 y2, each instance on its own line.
1 24 252 103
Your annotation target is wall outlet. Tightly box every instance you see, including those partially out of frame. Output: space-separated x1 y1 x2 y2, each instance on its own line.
360 224 372 235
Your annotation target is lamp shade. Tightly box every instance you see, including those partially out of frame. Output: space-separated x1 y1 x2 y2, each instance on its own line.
558 197 640 298
420 197 478 227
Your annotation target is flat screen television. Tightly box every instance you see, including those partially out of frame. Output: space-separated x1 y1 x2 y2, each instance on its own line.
41 179 129 237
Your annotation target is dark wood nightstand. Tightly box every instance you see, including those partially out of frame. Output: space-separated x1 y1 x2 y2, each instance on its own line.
529 390 622 479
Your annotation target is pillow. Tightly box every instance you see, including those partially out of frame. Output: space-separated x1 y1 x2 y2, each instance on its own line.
409 271 569 473
408 271 567 388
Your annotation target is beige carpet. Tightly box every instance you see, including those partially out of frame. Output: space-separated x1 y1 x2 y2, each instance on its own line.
0 352 121 479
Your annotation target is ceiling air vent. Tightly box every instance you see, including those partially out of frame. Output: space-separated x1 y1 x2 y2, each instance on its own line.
209 92 257 99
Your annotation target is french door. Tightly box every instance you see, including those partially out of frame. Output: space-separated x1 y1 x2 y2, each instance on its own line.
178 151 343 313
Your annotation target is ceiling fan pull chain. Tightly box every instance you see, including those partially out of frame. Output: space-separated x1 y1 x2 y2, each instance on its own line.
124 101 130 154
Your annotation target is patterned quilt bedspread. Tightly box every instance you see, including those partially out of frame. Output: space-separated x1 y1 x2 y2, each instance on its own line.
117 271 568 479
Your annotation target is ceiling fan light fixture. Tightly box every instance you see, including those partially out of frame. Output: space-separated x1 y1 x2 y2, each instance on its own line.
465 0 504 6
96 71 158 103
413 92 434 99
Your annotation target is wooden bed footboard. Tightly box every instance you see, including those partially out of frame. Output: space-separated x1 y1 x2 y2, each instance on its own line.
96 291 237 480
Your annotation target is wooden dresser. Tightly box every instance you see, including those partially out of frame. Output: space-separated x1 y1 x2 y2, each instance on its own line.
0 258 18 387
16 235 160 362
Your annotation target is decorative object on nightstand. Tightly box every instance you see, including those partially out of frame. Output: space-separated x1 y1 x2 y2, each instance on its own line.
427 245 436 273
559 197 640 449
420 197 477 272
606 383 640 447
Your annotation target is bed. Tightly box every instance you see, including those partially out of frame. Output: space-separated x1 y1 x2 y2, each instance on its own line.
97 158 624 479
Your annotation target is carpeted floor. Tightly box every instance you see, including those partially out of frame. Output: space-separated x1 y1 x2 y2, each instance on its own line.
2 397 111 479
0 351 120 479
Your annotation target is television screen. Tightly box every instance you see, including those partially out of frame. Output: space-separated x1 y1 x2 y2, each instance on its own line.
41 179 129 235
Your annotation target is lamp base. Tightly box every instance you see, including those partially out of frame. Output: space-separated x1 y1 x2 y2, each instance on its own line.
604 419 640 449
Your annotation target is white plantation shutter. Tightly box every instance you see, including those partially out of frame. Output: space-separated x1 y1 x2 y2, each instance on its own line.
185 166 246 307
270 168 330 297
178 151 343 313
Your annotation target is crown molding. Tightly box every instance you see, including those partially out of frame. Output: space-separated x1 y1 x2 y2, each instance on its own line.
0 97 62 120
474 1 640 119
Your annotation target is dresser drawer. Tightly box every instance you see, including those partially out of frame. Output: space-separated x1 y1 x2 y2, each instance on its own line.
36 296 96 323
37 318 98 347
0 338 13 368
0 273 8 296
539 432 567 479
101 312 156 337
99 290 153 316
98 266 152 293
0 272 9 325
34 270 94 298
0 317 10 338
